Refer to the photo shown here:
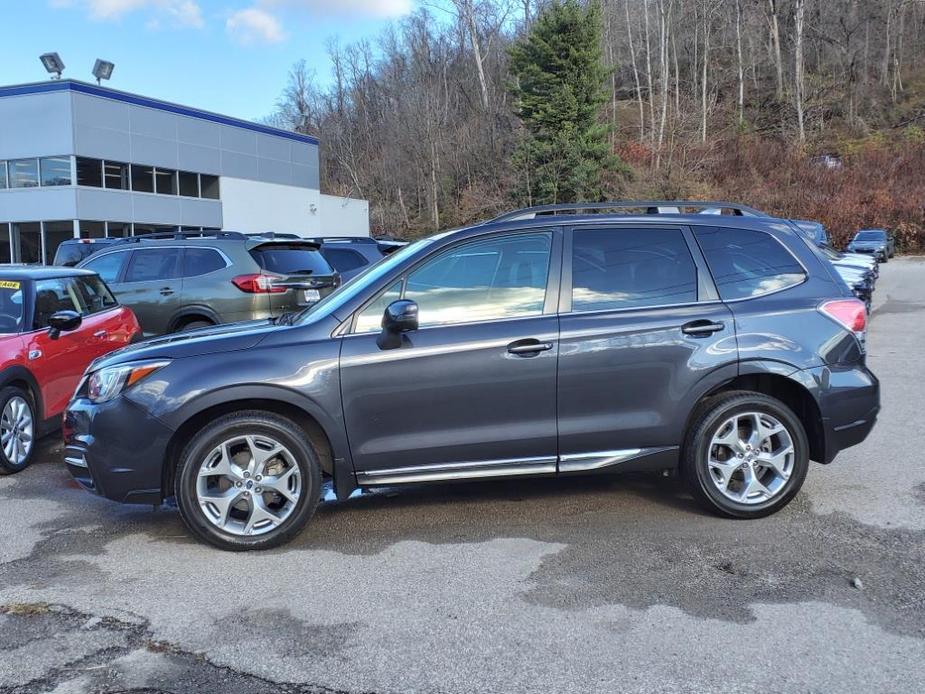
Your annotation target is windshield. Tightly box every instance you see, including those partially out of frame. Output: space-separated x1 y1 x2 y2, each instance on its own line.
0 281 25 334
855 231 886 241
250 246 332 275
296 235 439 324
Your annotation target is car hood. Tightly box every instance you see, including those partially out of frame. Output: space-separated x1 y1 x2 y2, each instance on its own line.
89 319 278 371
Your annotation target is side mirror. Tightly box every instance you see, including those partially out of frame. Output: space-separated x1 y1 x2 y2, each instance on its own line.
377 300 418 350
47 310 82 340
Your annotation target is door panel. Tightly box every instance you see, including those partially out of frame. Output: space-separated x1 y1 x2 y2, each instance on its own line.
340 316 559 473
557 303 737 455
557 225 738 458
117 249 181 336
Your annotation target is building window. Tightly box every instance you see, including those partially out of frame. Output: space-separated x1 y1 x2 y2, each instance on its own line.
44 221 76 264
132 224 155 236
0 225 10 264
40 157 72 186
9 159 39 188
106 222 130 238
12 223 42 264
200 174 220 200
80 221 106 239
104 161 130 190
130 165 155 193
154 168 177 195
178 171 199 197
77 157 103 187
0 161 7 189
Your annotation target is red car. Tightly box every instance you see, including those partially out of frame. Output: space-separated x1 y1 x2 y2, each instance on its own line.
0 267 140 474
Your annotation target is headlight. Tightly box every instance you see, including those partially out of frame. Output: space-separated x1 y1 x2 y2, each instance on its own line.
87 360 170 403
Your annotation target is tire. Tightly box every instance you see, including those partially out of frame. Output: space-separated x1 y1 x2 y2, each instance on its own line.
178 320 214 332
174 411 322 551
0 386 37 475
681 391 809 519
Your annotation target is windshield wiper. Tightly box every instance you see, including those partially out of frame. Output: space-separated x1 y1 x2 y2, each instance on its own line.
273 312 296 326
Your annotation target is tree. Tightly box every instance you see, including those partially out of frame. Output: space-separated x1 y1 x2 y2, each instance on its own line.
508 0 622 204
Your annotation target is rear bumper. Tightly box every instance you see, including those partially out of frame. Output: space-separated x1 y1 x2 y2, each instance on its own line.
63 396 174 505
808 363 880 464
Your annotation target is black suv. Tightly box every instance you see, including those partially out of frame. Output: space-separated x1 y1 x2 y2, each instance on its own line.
64 202 879 550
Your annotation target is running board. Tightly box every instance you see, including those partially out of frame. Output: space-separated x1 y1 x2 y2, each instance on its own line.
355 448 676 486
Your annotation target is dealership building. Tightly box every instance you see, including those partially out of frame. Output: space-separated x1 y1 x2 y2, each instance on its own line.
0 79 369 264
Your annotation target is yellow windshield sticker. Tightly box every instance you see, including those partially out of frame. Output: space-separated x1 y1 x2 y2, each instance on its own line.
0 281 20 290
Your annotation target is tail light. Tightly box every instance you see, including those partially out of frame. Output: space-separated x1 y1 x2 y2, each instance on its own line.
232 273 286 294
820 299 867 335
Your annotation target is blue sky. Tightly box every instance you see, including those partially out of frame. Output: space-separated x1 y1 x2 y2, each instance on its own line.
0 0 426 122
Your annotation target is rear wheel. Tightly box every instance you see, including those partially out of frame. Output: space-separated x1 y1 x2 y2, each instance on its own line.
0 387 36 475
681 391 809 519
178 319 214 332
175 411 322 550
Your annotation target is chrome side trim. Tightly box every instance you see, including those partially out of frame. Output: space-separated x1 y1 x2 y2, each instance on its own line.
558 447 676 473
64 454 89 469
356 456 557 486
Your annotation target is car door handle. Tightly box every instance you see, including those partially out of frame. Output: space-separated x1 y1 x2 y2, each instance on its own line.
681 320 725 336
507 339 554 356
159 287 175 296
93 330 108 338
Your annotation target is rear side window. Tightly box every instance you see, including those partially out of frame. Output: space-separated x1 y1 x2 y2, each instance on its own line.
74 275 118 314
694 227 806 301
124 249 180 283
82 251 128 284
571 228 698 312
182 248 227 278
322 247 368 273
250 246 332 276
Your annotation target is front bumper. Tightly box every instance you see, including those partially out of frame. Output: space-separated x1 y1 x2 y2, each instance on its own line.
809 362 880 464
63 396 175 505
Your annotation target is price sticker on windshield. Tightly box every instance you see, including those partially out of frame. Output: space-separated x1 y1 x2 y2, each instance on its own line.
0 281 21 290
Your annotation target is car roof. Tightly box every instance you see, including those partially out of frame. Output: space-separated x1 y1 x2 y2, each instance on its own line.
0 265 98 280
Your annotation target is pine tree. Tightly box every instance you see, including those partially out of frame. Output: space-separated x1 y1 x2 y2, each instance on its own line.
508 0 622 205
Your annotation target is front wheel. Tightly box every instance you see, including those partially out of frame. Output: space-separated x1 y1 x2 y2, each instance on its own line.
681 391 810 519
175 411 322 550
0 387 36 475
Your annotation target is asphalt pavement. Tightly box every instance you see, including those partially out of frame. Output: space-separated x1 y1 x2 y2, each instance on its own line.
1 257 923 694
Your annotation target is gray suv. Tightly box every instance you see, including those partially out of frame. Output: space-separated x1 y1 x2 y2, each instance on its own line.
77 232 339 336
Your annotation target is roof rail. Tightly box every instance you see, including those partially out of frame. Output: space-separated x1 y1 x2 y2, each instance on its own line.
303 236 379 245
245 232 303 240
490 201 767 223
129 230 248 242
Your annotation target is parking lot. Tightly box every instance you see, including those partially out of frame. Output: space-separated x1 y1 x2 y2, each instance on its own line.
0 257 922 694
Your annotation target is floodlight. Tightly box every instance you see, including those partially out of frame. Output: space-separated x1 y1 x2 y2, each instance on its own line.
40 52 65 79
92 59 115 84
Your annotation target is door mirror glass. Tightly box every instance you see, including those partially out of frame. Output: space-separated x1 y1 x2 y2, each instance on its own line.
47 310 82 339
377 300 418 350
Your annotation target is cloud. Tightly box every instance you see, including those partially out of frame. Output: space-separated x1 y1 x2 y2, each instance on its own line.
226 7 287 45
51 0 204 27
261 0 412 20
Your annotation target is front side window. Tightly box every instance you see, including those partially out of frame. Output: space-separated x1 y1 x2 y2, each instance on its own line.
74 275 118 314
182 248 226 277
571 228 698 312
694 227 806 301
124 249 179 283
83 251 128 284
9 159 39 188
405 232 551 328
354 281 402 334
33 278 84 329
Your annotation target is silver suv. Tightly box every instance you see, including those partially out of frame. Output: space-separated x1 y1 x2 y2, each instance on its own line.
77 232 339 337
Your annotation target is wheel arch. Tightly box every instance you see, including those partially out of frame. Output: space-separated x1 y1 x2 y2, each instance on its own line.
161 390 354 502
0 366 45 423
166 306 221 333
692 364 826 464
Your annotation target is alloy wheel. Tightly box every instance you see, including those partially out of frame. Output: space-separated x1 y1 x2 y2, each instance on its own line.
1 396 33 466
195 434 302 536
706 411 795 505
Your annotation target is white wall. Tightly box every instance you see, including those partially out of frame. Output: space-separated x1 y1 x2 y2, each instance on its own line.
319 194 370 237
220 176 322 236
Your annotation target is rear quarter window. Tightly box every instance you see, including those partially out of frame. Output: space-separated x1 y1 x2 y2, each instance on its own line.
694 227 806 301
